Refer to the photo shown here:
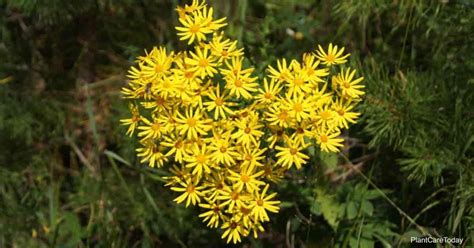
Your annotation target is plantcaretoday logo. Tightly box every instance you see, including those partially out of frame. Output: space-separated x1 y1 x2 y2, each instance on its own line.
410 236 464 245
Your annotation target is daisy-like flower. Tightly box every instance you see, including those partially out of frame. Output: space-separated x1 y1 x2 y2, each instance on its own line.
120 103 141 136
186 46 218 78
255 78 282 105
316 128 344 153
228 166 265 192
331 99 361 129
249 184 281 222
302 53 329 85
136 142 168 168
176 11 213 45
220 56 254 78
221 218 246 244
199 201 226 228
137 117 163 140
240 145 266 169
176 107 211 140
209 33 244 61
266 103 293 128
315 43 350 66
283 94 312 122
209 135 239 167
275 138 309 169
224 72 258 99
231 116 264 147
332 68 365 99
171 176 206 207
162 134 188 163
141 47 174 80
175 0 206 19
203 85 236 120
267 58 291 82
217 186 250 210
185 143 214 177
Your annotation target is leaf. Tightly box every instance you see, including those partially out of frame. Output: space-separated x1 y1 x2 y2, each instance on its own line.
361 200 374 216
346 201 358 220
316 190 341 229
320 152 338 169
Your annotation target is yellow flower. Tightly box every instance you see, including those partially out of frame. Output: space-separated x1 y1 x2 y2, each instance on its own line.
141 47 174 80
249 184 281 222
203 85 236 120
283 94 312 122
209 33 244 60
224 71 258 99
120 103 141 136
175 11 213 44
199 201 226 228
137 117 163 140
228 166 265 192
217 186 250 210
332 99 361 129
185 46 218 78
162 135 188 163
171 177 206 207
240 145 266 169
175 0 206 19
267 58 291 82
184 143 214 177
176 107 210 140
256 78 282 105
315 43 350 66
136 142 168 168
221 218 246 244
231 116 264 147
275 139 309 169
333 68 365 99
266 103 293 128
209 135 239 167
316 128 344 153
302 53 328 84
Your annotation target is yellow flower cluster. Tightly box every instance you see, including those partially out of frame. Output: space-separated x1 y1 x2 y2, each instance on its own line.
120 0 364 244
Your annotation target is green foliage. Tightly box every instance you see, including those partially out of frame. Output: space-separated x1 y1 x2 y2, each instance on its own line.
0 0 473 247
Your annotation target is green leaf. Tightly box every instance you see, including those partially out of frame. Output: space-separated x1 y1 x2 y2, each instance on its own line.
347 201 358 220
320 152 338 169
361 200 374 216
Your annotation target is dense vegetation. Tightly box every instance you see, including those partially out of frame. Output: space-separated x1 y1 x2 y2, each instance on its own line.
0 0 472 247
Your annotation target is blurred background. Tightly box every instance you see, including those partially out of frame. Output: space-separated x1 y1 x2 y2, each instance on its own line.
0 0 473 247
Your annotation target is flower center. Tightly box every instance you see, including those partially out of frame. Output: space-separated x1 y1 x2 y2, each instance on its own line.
320 111 331 120
213 206 220 213
151 123 161 131
230 222 237 229
187 118 197 127
307 68 314 75
293 103 303 112
190 24 200 33
245 154 252 161
338 109 345 116
264 92 273 99
231 192 239 200
174 141 183 148
234 79 243 87
294 78 304 86
244 127 251 134
343 82 351 88
290 148 298 155
198 59 209 67
155 64 164 73
221 50 229 57
196 154 207 163
186 185 195 193
256 199 264 206
240 174 250 183
326 54 335 62
278 111 288 121
184 71 194 79
215 97 224 106
320 135 329 143
220 146 227 153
